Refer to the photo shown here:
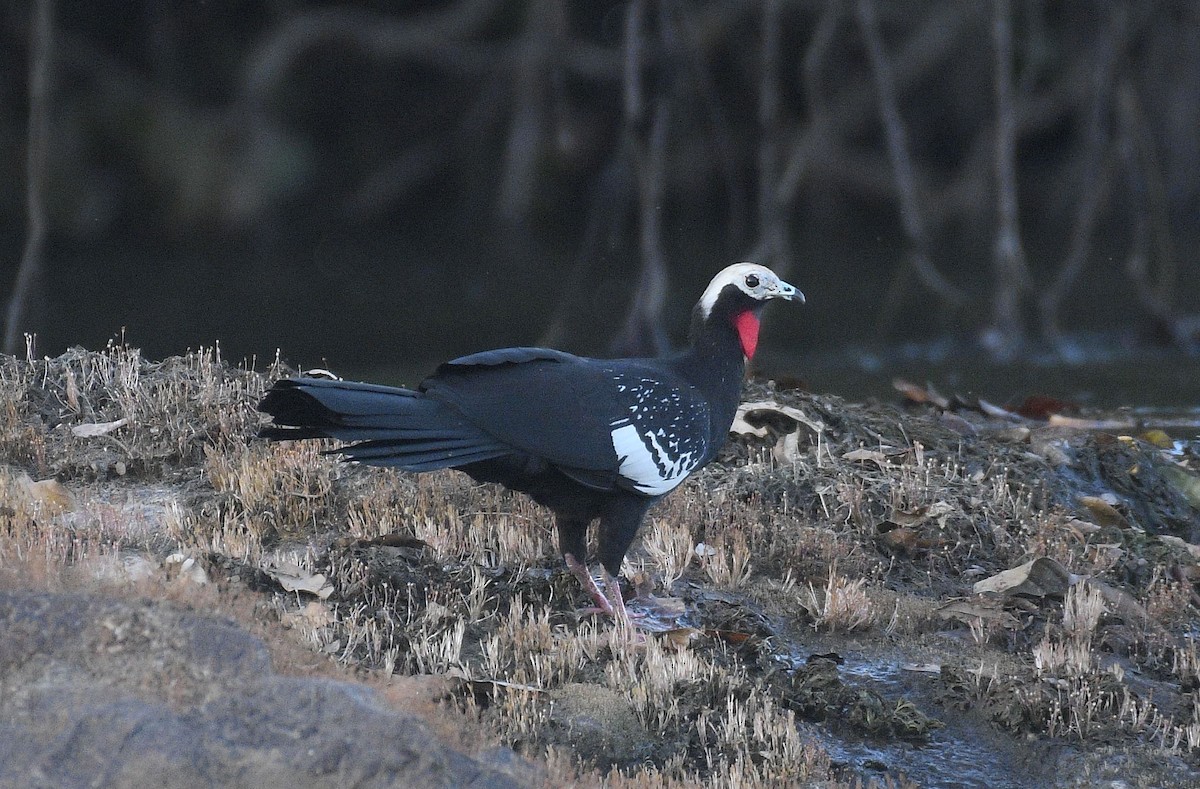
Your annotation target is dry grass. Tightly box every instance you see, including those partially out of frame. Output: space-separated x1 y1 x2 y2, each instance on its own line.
0 343 280 485
637 517 694 589
3 348 1200 786
800 562 877 632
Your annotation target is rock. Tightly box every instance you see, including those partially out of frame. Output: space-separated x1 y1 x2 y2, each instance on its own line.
0 591 527 789
544 682 648 767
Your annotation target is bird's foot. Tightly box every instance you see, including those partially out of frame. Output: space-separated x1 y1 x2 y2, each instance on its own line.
564 553 616 616
564 555 647 628
564 555 682 636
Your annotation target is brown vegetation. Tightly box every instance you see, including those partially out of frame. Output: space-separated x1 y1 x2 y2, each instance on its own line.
2 345 1199 786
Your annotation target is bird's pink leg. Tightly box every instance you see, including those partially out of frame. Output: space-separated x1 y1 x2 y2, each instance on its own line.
564 553 615 616
598 566 629 620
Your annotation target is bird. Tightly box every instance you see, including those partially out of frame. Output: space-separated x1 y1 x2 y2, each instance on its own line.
258 262 803 620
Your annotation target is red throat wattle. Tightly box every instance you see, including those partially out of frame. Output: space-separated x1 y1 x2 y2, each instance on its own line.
732 310 761 359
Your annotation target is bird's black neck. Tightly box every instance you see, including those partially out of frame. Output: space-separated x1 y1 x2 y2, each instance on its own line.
669 304 751 446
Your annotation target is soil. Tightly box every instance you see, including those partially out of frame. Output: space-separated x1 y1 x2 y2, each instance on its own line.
1 346 1199 787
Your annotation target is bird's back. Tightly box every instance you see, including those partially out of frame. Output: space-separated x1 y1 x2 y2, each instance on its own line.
423 347 716 496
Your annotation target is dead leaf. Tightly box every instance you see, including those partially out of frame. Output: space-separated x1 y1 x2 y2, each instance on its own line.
1078 496 1130 529
630 569 655 599
281 600 336 629
300 368 342 380
893 378 949 408
1159 535 1200 562
1028 429 1074 466
889 508 926 527
1063 517 1102 537
977 399 1024 421
1161 466 1200 509
772 430 801 463
71 418 129 438
629 593 687 625
936 598 1022 630
993 426 1031 443
729 412 770 438
842 448 891 466
65 368 80 412
703 629 756 646
18 475 75 514
927 501 956 519
164 552 208 585
876 524 922 554
937 411 977 436
1139 429 1174 449
661 627 701 649
263 562 334 599
731 401 825 465
972 557 1073 598
1085 579 1149 625
1012 395 1079 420
890 501 955 527
1047 414 1136 431
732 401 825 436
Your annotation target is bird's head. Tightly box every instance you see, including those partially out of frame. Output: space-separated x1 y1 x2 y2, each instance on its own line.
694 262 804 359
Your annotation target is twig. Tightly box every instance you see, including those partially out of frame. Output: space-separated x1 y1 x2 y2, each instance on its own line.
777 1 984 207
802 0 841 121
667 2 748 251
496 0 562 222
1116 79 1180 339
1037 8 1125 346
537 155 633 349
5 0 55 355
987 0 1030 358
611 0 670 357
754 0 788 276
854 0 965 320
241 1 507 101
618 99 671 357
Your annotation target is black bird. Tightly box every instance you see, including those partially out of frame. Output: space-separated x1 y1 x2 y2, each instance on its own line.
258 263 803 618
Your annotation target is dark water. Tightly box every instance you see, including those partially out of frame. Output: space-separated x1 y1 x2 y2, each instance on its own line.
36 228 1200 416
818 656 1060 789
765 337 1200 412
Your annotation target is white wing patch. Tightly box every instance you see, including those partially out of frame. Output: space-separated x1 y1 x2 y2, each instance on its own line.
607 373 707 495
610 424 699 495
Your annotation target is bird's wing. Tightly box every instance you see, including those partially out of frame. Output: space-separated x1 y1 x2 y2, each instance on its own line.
421 350 711 494
438 346 579 369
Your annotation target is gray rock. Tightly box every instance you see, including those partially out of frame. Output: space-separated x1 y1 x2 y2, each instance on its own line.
0 591 528 789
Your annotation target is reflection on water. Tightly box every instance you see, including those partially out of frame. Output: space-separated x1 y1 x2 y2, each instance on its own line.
767 335 1200 411
784 650 1062 789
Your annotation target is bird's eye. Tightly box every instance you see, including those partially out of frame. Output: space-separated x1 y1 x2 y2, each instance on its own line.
745 274 760 289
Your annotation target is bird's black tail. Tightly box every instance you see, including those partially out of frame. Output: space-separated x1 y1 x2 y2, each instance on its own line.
258 378 511 470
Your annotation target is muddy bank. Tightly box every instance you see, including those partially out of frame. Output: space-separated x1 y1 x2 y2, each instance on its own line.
1 346 1199 787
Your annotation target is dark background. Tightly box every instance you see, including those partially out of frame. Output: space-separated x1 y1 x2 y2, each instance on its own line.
2 1 1198 404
